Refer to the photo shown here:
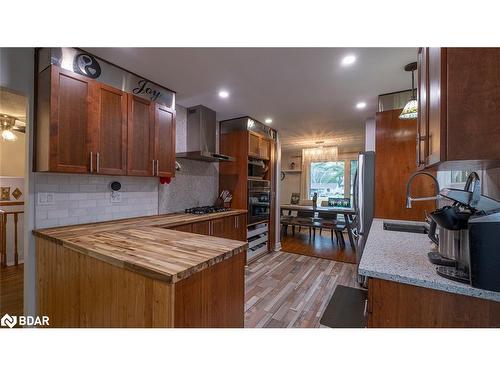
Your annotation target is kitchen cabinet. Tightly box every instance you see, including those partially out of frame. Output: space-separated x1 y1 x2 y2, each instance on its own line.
192 221 210 235
248 132 270 160
91 83 128 175
154 104 176 177
367 278 500 328
172 214 247 242
36 65 176 176
36 65 94 173
171 223 192 233
210 214 246 240
126 97 176 177
417 48 500 170
127 95 155 176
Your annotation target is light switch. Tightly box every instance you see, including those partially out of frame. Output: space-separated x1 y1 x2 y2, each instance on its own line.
38 193 55 206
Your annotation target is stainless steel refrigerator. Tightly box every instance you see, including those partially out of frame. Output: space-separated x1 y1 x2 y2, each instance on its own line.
353 151 375 284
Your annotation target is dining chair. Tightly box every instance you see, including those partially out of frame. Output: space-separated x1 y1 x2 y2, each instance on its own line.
281 193 301 235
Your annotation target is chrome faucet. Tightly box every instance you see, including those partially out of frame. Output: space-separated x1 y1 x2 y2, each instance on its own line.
405 171 440 208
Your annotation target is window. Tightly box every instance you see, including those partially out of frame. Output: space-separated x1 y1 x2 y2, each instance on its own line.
451 171 469 183
309 161 345 199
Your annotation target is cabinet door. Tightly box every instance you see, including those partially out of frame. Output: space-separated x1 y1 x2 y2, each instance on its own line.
154 104 176 177
172 223 192 233
426 47 445 167
446 48 500 161
259 138 270 160
93 83 127 175
192 221 210 235
50 66 93 173
127 95 155 176
416 47 428 168
248 133 260 157
210 217 227 238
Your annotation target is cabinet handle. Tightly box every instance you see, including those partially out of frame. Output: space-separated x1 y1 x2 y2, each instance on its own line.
363 299 368 316
96 152 100 173
152 160 156 176
90 152 93 173
416 133 420 167
235 216 238 228
156 160 159 176
209 221 212 235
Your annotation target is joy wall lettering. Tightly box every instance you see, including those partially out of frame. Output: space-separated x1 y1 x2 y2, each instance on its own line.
133 79 162 102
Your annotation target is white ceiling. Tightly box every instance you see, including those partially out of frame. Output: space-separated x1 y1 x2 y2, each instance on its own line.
87 48 417 150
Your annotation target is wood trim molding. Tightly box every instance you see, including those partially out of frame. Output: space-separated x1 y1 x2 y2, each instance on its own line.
0 201 24 206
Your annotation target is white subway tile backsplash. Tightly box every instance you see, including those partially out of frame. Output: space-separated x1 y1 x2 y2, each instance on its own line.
34 173 158 229
47 209 69 219
78 200 97 208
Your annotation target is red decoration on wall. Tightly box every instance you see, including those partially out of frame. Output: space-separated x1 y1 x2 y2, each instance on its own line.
159 177 171 184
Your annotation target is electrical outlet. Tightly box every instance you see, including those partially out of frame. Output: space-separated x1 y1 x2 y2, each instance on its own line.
38 192 55 206
110 191 122 203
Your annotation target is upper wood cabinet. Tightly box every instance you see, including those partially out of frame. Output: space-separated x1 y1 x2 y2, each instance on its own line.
154 104 176 177
37 65 93 173
127 95 155 176
91 83 128 175
417 48 500 169
248 132 270 160
36 65 176 177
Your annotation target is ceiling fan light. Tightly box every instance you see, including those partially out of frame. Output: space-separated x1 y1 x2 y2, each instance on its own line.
399 99 418 120
1 129 18 141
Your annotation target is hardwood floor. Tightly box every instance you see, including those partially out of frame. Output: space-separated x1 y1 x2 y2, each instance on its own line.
280 228 356 264
245 251 359 328
0 264 24 318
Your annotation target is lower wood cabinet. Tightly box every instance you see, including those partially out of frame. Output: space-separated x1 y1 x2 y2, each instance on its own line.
171 214 246 242
192 221 210 235
36 237 244 328
367 278 500 328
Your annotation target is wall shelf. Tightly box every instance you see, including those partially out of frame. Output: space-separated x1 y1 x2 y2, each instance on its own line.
281 169 302 173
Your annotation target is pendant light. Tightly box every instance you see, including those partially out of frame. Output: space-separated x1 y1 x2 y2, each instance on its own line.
399 62 418 120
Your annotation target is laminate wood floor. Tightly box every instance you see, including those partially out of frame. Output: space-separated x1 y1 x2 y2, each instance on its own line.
245 251 359 328
0 264 23 317
281 228 357 264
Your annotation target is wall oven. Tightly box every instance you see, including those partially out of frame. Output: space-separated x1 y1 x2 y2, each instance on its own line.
248 179 271 224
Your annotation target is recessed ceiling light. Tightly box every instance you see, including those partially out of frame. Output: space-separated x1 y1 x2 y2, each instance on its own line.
264 118 273 124
341 55 356 66
356 102 367 109
218 90 229 98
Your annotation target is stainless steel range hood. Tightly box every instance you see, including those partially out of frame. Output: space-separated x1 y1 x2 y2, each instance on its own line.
176 105 234 162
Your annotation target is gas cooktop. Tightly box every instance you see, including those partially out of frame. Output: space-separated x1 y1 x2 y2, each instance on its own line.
184 206 231 215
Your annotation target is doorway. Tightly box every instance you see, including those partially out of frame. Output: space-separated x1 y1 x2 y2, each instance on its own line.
0 87 27 322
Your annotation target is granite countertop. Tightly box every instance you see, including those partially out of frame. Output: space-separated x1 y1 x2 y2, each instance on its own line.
359 218 500 303
33 210 248 284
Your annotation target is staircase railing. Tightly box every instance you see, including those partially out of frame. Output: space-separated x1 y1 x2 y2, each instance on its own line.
0 210 24 267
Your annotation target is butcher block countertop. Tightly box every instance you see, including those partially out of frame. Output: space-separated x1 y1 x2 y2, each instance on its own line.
33 210 248 283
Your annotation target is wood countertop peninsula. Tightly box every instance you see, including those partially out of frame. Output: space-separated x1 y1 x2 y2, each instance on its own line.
33 210 248 284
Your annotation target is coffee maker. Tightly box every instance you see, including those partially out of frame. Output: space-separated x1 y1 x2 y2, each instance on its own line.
427 175 500 292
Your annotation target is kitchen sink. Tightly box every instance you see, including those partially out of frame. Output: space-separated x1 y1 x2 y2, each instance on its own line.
383 221 428 234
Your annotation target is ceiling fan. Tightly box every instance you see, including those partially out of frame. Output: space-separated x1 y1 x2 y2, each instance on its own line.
0 113 25 141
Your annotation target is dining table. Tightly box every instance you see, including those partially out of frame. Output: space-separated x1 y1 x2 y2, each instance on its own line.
280 204 357 250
